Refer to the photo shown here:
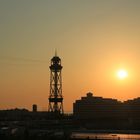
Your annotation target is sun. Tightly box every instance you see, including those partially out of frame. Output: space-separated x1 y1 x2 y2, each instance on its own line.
117 69 128 80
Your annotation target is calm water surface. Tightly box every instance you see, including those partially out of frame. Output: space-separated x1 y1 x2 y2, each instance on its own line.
71 132 140 139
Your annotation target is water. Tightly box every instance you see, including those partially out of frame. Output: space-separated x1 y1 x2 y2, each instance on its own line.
71 132 140 139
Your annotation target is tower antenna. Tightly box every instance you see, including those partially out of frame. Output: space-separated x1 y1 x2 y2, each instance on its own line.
55 49 57 56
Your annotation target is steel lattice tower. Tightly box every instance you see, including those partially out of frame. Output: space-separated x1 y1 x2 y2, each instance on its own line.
48 54 64 114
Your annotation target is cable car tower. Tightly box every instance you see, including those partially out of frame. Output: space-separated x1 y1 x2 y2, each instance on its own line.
48 53 64 114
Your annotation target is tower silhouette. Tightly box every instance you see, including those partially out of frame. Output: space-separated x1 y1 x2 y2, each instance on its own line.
48 53 64 114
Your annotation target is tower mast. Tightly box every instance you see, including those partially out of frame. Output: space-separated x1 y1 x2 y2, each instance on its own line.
48 53 64 114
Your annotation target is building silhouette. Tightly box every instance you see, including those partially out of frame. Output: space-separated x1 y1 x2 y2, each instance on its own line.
73 92 124 120
32 104 37 112
73 92 140 129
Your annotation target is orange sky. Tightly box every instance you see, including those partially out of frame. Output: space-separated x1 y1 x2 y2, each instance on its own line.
0 1 140 112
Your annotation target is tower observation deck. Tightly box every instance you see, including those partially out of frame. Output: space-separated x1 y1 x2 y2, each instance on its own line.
48 54 64 114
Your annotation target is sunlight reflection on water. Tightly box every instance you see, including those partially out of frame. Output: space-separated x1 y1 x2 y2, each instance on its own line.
71 133 140 139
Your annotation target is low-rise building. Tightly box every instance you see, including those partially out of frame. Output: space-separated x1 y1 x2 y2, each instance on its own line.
73 92 140 129
73 92 124 120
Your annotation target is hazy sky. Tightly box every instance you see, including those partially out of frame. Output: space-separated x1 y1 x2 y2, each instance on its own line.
0 0 140 112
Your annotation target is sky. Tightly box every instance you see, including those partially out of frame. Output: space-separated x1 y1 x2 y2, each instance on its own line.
0 0 140 112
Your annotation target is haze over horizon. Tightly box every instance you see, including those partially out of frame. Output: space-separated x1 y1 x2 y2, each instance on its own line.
0 0 140 112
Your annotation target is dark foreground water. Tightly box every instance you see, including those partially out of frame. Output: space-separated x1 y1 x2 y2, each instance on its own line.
71 132 140 139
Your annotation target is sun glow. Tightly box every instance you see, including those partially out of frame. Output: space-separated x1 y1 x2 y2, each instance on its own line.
117 69 128 80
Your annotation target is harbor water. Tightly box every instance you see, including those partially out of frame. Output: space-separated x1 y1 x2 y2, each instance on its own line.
71 132 140 140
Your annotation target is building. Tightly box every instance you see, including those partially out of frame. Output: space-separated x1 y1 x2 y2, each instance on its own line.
73 92 124 120
73 92 140 129
32 104 37 112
